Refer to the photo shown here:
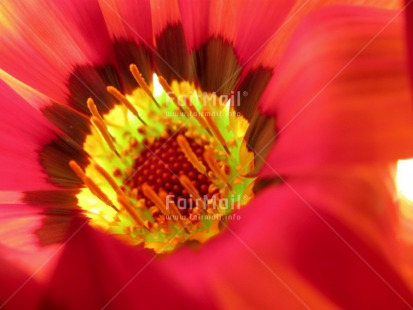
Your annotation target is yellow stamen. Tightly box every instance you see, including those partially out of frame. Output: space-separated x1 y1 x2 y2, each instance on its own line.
87 98 111 148
106 85 146 125
87 97 123 129
202 107 231 155
93 163 120 191
157 76 186 114
93 163 147 227
179 175 202 201
129 64 160 108
204 151 233 191
184 97 212 136
87 98 104 123
69 160 119 211
159 191 181 217
142 183 170 215
176 134 207 174
158 191 189 231
117 195 147 228
91 116 120 157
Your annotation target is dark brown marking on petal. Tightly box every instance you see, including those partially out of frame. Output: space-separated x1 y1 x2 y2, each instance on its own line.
113 38 153 94
23 189 79 209
27 191 87 247
68 64 121 115
235 67 273 121
35 214 87 247
245 114 277 175
193 37 241 95
42 103 91 146
155 23 193 83
40 135 89 188
253 177 280 193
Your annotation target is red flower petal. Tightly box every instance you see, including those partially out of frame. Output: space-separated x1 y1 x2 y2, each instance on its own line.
0 0 116 104
0 80 56 190
258 5 413 177
150 0 193 81
172 177 413 308
405 0 413 82
0 204 43 253
43 223 216 309
151 0 182 37
98 0 152 45
98 0 154 90
252 0 403 69
178 0 296 63
0 256 45 310
0 81 82 258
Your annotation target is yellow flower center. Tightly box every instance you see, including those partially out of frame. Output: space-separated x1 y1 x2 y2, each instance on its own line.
70 64 256 253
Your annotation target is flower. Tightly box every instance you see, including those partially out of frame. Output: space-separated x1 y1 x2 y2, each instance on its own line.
1 0 413 309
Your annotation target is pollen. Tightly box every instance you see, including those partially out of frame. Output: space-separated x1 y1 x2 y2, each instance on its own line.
71 64 256 253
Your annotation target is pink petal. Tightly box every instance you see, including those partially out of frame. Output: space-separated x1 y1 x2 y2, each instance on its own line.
99 0 152 44
236 1 404 112
166 176 413 308
0 231 62 283
44 223 215 309
150 0 193 81
151 0 182 38
176 0 210 52
0 203 41 246
0 204 45 260
406 0 413 82
178 0 295 63
0 202 64 278
0 256 45 310
252 0 403 69
0 80 57 190
0 80 84 260
0 0 116 103
258 6 413 177
0 71 91 146
98 0 154 90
